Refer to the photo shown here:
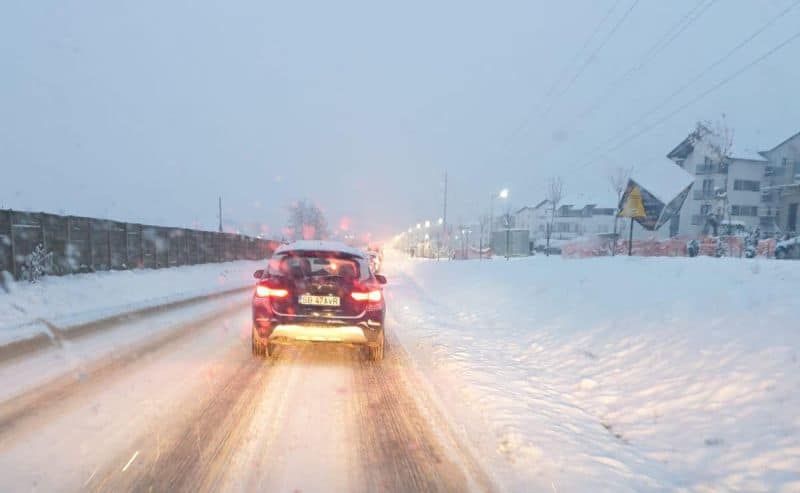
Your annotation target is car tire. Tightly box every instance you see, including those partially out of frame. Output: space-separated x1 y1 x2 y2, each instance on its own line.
368 331 385 362
252 327 266 357
776 248 786 259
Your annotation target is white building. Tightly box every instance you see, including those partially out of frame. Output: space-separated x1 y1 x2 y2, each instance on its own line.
514 201 619 248
759 131 800 235
666 124 773 238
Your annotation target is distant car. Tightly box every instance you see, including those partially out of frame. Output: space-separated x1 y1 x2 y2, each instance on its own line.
775 235 800 259
367 250 381 273
251 240 387 360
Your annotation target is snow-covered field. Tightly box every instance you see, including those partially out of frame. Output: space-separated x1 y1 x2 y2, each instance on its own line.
0 260 264 346
385 253 800 493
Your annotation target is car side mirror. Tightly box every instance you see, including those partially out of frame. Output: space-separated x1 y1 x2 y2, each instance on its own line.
375 274 387 285
253 269 264 279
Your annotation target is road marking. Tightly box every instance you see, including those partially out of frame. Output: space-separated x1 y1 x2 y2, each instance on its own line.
122 450 140 472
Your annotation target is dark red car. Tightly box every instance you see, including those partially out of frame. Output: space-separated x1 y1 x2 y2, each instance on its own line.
251 241 387 360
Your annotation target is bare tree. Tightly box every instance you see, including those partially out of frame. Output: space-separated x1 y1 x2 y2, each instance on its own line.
545 177 564 256
608 166 633 256
286 199 329 240
700 116 734 236
477 213 489 260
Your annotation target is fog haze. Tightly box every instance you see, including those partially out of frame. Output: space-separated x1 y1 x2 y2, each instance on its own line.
3 0 799 240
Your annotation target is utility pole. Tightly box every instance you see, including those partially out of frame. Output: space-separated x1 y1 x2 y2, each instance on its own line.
442 170 448 259
218 197 223 233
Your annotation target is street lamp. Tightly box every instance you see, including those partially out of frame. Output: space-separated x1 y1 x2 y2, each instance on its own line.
489 188 509 257
436 218 444 260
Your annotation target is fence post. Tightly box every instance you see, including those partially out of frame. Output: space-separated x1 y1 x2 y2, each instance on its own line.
139 224 144 268
87 220 94 270
65 216 72 274
9 210 17 279
39 213 47 255
107 222 112 270
124 223 129 268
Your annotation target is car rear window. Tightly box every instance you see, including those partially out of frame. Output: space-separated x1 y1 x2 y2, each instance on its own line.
267 252 370 280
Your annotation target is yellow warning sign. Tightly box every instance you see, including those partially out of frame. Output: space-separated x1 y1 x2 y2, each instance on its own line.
619 185 646 218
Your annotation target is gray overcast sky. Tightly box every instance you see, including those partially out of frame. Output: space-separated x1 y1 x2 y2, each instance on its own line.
3 0 800 241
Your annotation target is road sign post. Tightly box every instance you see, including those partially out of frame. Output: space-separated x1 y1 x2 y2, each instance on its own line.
618 185 646 257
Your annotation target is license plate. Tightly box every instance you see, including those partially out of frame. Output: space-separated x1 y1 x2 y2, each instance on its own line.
298 294 341 307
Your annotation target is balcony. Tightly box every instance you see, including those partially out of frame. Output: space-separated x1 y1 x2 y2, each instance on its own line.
765 166 785 177
693 190 715 200
695 163 727 175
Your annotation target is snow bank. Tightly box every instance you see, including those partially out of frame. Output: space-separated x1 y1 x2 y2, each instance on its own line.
386 253 800 492
0 260 264 346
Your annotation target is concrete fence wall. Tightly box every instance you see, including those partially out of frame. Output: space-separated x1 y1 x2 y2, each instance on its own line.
0 209 278 280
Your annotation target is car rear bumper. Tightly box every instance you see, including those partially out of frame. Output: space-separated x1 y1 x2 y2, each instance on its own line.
253 309 384 346
268 324 370 344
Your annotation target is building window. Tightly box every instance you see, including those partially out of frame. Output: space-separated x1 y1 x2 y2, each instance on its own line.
700 204 711 216
733 180 760 192
730 205 758 217
704 156 713 166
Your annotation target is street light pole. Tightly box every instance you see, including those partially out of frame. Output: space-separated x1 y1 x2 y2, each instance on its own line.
479 220 484 261
505 215 511 260
436 218 443 261
424 220 431 258
489 188 509 259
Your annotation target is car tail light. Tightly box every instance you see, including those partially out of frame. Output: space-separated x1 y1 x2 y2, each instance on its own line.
351 290 382 302
255 284 289 298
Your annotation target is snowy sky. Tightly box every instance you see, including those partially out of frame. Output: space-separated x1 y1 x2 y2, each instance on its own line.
2 0 800 240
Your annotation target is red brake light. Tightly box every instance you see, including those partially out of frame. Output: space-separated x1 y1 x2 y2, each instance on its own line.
255 284 289 298
351 290 381 302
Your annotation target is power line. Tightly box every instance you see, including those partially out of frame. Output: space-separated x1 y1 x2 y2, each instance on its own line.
541 0 642 116
579 0 800 163
543 0 623 100
498 0 623 149
494 0 637 169
569 0 717 125
572 27 800 172
635 0 717 69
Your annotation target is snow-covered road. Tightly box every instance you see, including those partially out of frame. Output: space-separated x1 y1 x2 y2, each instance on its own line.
2 252 798 492
0 289 494 493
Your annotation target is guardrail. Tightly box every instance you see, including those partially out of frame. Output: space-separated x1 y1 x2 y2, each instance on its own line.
0 209 278 280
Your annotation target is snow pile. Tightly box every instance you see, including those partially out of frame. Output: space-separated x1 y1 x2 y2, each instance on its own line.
0 260 264 346
386 254 800 492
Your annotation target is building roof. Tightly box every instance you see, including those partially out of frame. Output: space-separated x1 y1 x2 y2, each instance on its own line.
666 124 709 161
667 124 773 163
274 240 365 258
759 130 800 156
728 144 768 162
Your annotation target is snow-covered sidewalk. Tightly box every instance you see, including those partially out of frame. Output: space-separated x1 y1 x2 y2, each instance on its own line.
386 253 800 493
0 260 264 347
